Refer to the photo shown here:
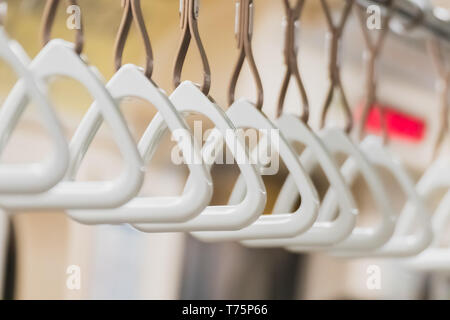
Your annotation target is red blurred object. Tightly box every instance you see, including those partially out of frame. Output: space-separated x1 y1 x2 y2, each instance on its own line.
356 102 426 143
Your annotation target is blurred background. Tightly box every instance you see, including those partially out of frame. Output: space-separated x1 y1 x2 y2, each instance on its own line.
0 0 449 299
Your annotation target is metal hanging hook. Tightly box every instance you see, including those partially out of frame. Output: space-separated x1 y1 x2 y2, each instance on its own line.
277 0 309 123
319 0 353 134
114 0 153 79
355 0 394 144
228 0 264 110
41 0 84 55
428 38 450 159
173 0 211 95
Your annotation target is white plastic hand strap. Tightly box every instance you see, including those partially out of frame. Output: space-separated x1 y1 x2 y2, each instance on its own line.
0 28 69 193
133 81 266 231
287 133 396 252
403 158 450 270
242 125 359 248
0 40 143 209
67 70 213 224
132 81 266 231
404 191 450 271
192 99 319 241
330 136 432 257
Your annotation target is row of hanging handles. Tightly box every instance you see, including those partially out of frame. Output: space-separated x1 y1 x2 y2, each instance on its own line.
0 0 449 270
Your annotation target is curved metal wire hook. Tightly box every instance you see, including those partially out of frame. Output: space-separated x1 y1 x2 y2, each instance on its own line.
428 38 450 159
277 0 309 123
114 0 153 79
173 0 211 95
41 0 84 55
355 0 394 144
319 0 353 134
228 0 264 110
